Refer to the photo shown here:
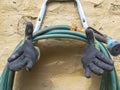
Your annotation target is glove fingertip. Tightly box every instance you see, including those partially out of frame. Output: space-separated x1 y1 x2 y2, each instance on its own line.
85 67 91 78
107 65 114 71
26 62 33 71
8 63 19 71
85 71 91 78
8 55 16 62
8 58 12 62
86 28 93 36
26 65 32 71
109 60 114 65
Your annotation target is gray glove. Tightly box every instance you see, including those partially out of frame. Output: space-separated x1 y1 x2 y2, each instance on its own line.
8 22 40 71
81 28 114 78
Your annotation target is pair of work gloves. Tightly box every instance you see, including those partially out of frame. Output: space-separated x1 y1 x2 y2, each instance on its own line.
7 22 113 78
8 22 40 71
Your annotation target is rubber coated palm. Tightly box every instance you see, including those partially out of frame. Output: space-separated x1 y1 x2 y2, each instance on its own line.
82 28 114 78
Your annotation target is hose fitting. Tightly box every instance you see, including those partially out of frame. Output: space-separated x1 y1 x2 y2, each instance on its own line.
107 39 120 56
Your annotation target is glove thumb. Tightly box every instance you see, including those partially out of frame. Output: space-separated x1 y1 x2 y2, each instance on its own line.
86 28 95 45
25 22 34 40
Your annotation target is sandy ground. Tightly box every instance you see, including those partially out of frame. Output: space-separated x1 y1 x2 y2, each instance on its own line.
0 0 120 90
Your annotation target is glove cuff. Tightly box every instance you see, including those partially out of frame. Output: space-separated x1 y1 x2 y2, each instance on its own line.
34 46 40 62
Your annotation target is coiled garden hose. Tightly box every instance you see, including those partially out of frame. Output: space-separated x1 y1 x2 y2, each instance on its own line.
0 25 120 90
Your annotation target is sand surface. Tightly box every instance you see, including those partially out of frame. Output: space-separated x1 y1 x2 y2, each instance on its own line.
0 0 120 90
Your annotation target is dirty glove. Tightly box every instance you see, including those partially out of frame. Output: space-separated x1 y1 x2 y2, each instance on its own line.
81 28 114 78
8 22 40 71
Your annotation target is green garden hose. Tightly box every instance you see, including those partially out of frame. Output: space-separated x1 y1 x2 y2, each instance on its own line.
0 25 120 90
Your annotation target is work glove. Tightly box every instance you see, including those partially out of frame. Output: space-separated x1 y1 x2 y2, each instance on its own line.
8 22 40 71
81 28 114 78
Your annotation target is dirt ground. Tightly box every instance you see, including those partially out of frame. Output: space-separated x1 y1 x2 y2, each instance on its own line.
0 0 120 90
